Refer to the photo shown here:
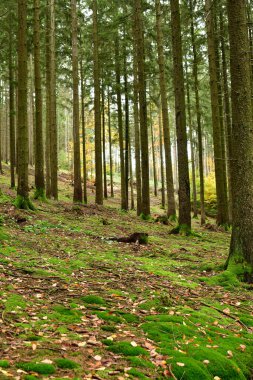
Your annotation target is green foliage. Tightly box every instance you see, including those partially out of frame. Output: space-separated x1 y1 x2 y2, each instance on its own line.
14 196 35 211
0 360 10 368
107 341 148 357
24 376 38 380
81 295 106 305
55 358 79 369
17 362 56 374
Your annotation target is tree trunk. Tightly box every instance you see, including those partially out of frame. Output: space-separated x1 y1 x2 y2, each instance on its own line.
115 36 127 210
190 0 205 225
45 0 51 198
71 0 82 203
92 0 103 205
158 105 165 209
185 61 197 218
134 0 150 216
150 104 158 197
80 58 87 204
101 84 107 199
226 0 253 282
220 10 233 224
49 0 58 200
155 0 176 217
171 0 191 231
9 9 16 188
107 90 114 198
16 0 33 209
34 0 45 199
132 19 142 215
206 0 228 225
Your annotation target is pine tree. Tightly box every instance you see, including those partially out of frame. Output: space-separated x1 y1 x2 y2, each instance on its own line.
226 0 253 282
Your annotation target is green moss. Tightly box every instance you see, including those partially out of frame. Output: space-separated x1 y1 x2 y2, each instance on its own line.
189 347 246 380
101 325 117 332
107 341 148 357
24 376 38 380
128 368 149 379
95 311 122 323
5 294 27 312
102 339 114 346
169 356 211 380
34 188 47 202
0 360 10 368
14 195 35 211
81 295 106 305
203 270 241 289
49 305 82 323
120 313 139 323
128 357 155 368
55 358 79 369
17 362 56 374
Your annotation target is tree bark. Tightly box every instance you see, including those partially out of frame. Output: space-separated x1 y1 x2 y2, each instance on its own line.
71 0 82 203
171 0 191 230
155 0 176 217
134 0 150 216
34 0 45 199
206 0 228 225
92 0 103 205
226 0 253 282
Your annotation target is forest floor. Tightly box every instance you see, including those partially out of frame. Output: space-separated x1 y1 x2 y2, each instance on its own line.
0 165 253 380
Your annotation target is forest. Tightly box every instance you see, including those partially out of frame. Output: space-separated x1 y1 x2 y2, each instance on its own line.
0 0 253 379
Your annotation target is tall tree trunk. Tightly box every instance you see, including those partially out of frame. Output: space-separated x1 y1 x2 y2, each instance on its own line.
134 0 150 216
155 0 176 217
226 0 253 282
220 10 233 224
49 0 58 199
107 90 114 198
80 58 87 204
158 105 165 209
101 84 107 199
9 9 16 188
150 104 158 197
34 0 45 199
45 0 51 197
206 0 228 225
115 37 126 210
190 0 205 225
132 20 142 215
185 62 197 218
124 42 129 210
16 0 33 209
171 0 191 231
71 0 82 203
92 0 103 205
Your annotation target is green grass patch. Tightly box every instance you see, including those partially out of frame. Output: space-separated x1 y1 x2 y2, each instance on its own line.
4 294 27 312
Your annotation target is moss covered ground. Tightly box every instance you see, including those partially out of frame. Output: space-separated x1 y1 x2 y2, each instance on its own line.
0 164 252 379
